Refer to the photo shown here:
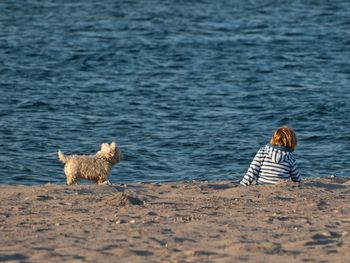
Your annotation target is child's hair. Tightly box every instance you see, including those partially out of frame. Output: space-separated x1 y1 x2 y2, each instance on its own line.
269 126 297 151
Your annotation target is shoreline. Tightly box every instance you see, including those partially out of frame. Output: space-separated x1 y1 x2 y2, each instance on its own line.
1 177 350 262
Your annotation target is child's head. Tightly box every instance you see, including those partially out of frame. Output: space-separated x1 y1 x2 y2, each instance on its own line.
269 126 297 151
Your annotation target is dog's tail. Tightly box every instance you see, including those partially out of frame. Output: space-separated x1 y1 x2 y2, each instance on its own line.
58 150 68 164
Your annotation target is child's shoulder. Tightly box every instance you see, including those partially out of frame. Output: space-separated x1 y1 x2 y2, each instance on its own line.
259 144 269 152
256 145 268 156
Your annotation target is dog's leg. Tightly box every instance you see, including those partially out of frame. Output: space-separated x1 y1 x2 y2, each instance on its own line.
101 180 111 185
66 176 76 185
97 178 111 185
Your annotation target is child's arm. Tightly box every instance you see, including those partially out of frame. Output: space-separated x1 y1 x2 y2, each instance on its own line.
290 161 301 182
240 148 264 186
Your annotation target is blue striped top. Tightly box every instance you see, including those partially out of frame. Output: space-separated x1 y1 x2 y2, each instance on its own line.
240 144 301 186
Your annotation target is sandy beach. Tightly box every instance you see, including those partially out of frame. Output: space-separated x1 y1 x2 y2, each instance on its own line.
1 177 350 262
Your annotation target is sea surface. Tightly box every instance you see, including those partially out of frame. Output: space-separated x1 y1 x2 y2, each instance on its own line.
1 0 350 184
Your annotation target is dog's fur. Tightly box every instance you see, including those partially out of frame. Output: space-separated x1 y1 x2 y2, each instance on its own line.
58 142 121 185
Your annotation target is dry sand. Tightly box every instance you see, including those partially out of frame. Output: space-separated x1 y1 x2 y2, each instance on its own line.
1 177 350 262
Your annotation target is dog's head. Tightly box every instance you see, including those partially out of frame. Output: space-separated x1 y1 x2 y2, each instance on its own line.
97 142 121 165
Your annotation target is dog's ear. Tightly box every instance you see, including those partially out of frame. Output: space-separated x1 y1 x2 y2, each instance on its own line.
110 142 117 149
100 143 109 151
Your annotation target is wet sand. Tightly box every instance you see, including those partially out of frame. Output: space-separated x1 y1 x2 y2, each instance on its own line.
1 177 350 262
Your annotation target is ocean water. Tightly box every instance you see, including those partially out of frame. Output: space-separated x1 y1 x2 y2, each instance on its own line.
0 0 349 184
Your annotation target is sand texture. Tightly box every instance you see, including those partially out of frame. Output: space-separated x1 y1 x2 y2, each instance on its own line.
1 177 350 262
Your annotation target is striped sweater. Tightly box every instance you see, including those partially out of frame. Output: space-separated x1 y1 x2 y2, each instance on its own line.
240 144 301 186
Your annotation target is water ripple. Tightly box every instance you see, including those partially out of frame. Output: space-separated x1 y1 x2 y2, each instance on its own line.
0 0 350 184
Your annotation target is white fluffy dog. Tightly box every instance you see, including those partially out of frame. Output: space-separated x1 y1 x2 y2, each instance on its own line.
58 142 121 185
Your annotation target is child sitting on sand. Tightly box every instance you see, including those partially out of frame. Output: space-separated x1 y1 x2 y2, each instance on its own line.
240 126 301 186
